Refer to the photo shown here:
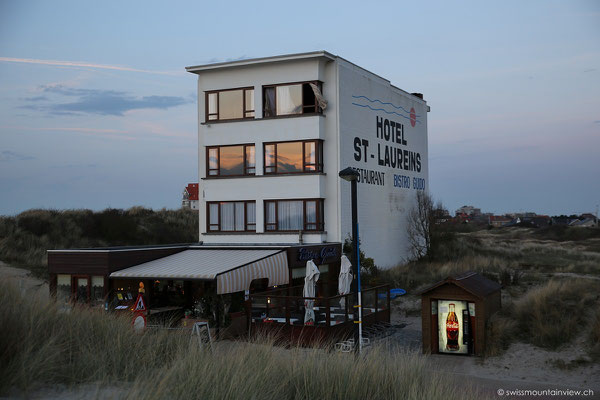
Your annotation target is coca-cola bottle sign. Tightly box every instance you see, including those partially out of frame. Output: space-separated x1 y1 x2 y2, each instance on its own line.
446 303 460 351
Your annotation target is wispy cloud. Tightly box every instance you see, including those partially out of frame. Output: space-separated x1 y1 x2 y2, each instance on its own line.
23 96 48 102
205 55 250 64
0 57 181 76
0 150 35 161
22 85 190 116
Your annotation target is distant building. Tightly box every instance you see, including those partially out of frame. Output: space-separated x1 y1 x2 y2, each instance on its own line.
488 215 511 227
569 216 598 228
506 215 550 228
455 205 481 217
182 183 199 210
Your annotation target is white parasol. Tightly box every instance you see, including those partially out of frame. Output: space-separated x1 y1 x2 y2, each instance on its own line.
338 255 353 308
303 260 320 325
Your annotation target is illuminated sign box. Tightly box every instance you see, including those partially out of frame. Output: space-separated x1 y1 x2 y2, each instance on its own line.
420 271 501 356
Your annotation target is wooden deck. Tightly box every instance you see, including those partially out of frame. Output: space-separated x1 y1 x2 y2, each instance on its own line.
248 284 390 346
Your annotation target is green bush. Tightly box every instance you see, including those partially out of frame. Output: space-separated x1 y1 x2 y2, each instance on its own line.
0 207 198 279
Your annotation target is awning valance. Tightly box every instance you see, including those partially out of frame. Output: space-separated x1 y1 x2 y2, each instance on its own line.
109 248 289 294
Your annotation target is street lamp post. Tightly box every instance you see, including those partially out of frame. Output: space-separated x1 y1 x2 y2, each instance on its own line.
339 167 362 353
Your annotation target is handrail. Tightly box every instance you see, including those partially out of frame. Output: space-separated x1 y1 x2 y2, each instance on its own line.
250 284 389 300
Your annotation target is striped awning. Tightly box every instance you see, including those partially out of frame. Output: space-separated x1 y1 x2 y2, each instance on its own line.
109 248 289 295
216 250 288 294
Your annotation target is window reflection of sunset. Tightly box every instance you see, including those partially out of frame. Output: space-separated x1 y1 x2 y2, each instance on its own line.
220 146 244 175
277 142 302 172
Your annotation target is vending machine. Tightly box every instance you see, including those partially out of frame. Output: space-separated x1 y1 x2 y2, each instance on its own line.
437 300 471 355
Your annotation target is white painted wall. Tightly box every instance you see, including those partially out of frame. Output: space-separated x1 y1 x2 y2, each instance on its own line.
196 57 339 245
337 59 429 268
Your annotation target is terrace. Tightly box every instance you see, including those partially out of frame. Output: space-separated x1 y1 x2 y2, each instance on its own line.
248 284 390 344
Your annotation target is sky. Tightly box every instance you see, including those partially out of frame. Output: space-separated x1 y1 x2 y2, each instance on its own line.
0 0 598 216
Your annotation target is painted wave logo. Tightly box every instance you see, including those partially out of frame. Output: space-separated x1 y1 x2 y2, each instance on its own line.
351 95 420 127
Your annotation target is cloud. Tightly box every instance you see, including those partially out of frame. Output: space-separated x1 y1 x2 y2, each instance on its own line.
0 150 35 161
24 96 48 102
583 68 596 73
22 85 190 116
0 57 180 76
205 55 250 64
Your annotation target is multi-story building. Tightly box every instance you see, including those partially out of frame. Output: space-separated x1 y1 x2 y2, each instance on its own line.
186 51 429 268
455 205 482 217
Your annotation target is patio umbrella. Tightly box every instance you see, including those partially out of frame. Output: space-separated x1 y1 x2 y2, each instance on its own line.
303 260 320 325
338 255 353 308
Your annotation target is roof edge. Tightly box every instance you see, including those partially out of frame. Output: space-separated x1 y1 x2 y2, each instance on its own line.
186 51 336 73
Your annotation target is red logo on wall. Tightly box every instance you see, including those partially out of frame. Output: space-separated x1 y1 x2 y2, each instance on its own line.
410 107 416 127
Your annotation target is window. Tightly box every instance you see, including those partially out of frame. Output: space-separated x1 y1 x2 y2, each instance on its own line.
206 88 254 121
263 82 323 117
57 274 71 306
92 276 104 307
264 199 324 231
207 201 256 232
207 144 255 176
264 140 323 174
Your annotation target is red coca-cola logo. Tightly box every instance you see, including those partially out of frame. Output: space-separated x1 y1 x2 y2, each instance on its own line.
446 321 459 330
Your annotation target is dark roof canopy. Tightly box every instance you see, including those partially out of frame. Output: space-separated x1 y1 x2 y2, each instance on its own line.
420 271 501 299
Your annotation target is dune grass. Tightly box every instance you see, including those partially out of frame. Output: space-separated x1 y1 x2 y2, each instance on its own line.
0 280 486 399
484 278 600 357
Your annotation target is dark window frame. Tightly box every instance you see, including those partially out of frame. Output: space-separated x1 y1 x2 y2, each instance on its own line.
264 198 324 232
263 139 323 175
207 200 256 232
262 81 323 118
206 143 256 177
205 87 255 122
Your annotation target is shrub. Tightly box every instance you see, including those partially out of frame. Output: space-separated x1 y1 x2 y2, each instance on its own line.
0 207 198 279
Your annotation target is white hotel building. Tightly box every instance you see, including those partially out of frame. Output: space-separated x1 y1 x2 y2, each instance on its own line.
186 51 429 269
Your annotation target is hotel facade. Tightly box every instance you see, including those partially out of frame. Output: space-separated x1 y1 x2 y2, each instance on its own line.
186 51 429 268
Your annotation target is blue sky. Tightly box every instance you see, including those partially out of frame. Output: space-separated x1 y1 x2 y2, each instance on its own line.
0 0 598 216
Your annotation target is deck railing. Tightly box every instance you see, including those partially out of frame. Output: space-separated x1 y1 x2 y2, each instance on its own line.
248 284 390 328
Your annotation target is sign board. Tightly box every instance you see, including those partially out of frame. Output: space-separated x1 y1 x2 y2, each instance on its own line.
134 293 146 312
132 313 146 333
437 300 469 355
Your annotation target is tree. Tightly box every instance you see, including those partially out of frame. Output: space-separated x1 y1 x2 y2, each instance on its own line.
406 191 449 260
406 191 434 259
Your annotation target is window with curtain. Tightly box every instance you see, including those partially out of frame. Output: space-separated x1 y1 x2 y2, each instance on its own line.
92 276 104 307
207 201 256 232
263 82 323 117
264 199 324 231
57 274 71 305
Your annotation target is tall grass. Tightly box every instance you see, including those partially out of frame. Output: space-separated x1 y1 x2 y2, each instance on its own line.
0 280 485 399
0 207 198 278
484 278 600 357
512 279 600 349
0 280 188 393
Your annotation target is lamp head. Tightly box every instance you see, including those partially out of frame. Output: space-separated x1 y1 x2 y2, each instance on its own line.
339 167 359 182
